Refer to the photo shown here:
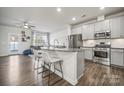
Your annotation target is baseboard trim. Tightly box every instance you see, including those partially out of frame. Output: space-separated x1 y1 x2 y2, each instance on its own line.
0 54 22 58
77 72 84 80
111 64 124 69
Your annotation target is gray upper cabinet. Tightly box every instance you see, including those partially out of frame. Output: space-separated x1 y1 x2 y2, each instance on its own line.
71 25 82 35
94 20 110 33
82 25 88 40
94 21 102 32
102 20 110 30
82 23 94 40
110 16 124 38
73 15 124 39
120 16 124 37
87 24 94 39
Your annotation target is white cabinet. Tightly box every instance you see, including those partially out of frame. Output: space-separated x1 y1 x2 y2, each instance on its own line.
71 25 82 35
82 24 94 40
82 25 88 39
87 24 94 39
110 16 124 38
84 48 93 60
120 16 124 37
102 20 110 30
110 17 121 38
94 21 101 32
111 49 124 66
95 20 110 33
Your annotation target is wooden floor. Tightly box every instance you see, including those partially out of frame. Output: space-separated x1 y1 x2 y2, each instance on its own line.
77 60 124 86
0 55 124 86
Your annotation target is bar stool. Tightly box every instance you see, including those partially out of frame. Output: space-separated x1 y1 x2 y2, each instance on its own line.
33 50 44 71
41 50 64 85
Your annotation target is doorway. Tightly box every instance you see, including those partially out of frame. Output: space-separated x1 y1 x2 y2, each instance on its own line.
8 33 19 55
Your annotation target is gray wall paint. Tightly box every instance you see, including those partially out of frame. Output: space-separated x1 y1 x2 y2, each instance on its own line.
0 25 31 56
50 28 68 47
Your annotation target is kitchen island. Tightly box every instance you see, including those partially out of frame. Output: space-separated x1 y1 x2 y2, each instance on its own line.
40 48 85 85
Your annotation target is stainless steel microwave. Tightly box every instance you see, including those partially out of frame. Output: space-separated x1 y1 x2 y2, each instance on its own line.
94 31 111 39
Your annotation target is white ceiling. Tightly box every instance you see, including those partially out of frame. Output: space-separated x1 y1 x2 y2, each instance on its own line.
0 7 124 32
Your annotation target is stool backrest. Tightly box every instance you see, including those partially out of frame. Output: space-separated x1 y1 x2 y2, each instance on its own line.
40 50 51 63
33 49 60 63
33 49 43 58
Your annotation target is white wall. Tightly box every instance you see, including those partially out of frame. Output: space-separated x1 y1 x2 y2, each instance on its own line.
50 27 69 47
0 25 31 56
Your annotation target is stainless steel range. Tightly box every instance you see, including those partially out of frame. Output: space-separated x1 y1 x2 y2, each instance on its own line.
93 42 111 66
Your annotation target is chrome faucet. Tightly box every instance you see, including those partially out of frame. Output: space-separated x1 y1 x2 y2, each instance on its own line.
54 39 59 48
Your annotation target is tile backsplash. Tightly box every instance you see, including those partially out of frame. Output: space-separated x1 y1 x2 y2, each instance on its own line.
111 39 124 48
83 39 124 48
83 40 95 47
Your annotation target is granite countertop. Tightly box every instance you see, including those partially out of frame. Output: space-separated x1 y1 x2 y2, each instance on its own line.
81 46 95 48
36 46 124 52
81 46 124 50
40 47 84 52
111 47 124 49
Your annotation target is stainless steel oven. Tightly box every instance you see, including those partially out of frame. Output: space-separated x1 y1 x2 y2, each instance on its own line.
93 43 111 65
94 50 108 58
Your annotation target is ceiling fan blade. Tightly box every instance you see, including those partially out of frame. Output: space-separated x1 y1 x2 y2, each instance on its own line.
28 25 35 28
30 25 35 27
14 20 36 29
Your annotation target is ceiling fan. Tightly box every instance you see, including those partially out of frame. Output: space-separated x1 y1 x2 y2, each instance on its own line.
16 21 36 29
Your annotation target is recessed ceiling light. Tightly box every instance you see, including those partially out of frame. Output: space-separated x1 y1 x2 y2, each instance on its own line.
72 17 76 21
57 7 62 12
100 7 105 10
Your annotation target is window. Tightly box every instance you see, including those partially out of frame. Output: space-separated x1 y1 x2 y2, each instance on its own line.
32 31 49 47
9 34 19 51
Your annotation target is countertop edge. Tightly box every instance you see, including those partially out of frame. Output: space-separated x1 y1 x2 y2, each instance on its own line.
40 48 84 52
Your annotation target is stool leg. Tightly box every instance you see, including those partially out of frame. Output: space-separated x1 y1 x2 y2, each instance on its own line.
54 63 55 73
37 57 40 74
33 56 36 70
48 63 51 86
33 61 35 70
59 61 64 78
42 61 45 78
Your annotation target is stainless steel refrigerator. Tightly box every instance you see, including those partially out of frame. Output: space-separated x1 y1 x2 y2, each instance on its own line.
68 34 82 48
